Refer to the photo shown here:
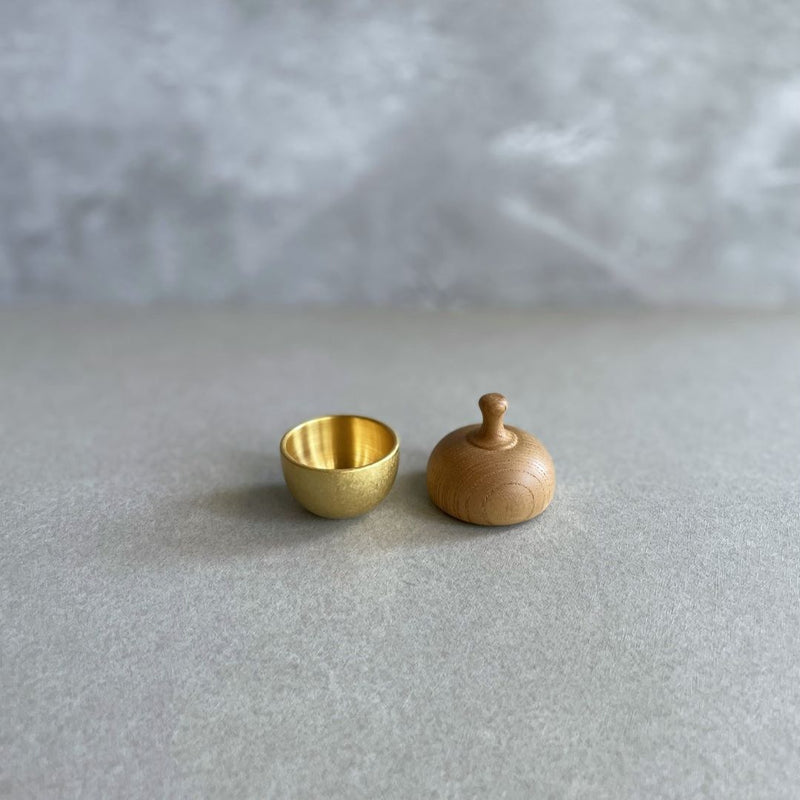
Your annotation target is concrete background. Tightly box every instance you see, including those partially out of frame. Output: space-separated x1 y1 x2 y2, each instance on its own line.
1 0 799 307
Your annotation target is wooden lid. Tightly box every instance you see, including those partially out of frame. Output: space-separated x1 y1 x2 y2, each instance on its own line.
426 393 555 526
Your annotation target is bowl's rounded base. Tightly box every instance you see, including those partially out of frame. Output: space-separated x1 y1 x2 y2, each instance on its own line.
281 450 399 519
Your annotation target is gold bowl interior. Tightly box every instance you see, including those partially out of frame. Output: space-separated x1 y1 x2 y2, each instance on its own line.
281 415 398 470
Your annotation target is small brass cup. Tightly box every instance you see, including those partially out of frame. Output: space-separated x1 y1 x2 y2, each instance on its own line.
280 415 399 519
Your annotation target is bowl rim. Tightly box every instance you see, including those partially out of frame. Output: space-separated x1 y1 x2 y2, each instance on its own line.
279 414 400 473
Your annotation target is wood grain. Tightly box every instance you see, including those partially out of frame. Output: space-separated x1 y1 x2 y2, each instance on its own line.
427 393 555 526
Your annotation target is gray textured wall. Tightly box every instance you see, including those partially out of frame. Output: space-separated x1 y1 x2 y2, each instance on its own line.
1 0 799 307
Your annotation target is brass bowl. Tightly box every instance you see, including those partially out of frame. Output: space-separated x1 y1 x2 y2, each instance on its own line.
280 415 399 519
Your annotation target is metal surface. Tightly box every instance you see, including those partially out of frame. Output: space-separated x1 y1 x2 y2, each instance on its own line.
280 415 399 519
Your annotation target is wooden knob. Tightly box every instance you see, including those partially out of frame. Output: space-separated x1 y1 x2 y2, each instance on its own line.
467 393 517 450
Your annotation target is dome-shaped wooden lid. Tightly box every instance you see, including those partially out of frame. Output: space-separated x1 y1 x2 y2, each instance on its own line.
426 393 555 526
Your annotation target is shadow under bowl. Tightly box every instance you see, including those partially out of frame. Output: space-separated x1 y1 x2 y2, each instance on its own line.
280 415 399 519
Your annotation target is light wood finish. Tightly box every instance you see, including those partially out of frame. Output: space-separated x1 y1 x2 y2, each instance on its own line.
427 393 555 526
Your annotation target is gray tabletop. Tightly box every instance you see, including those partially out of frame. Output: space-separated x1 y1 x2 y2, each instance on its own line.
2 308 799 799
